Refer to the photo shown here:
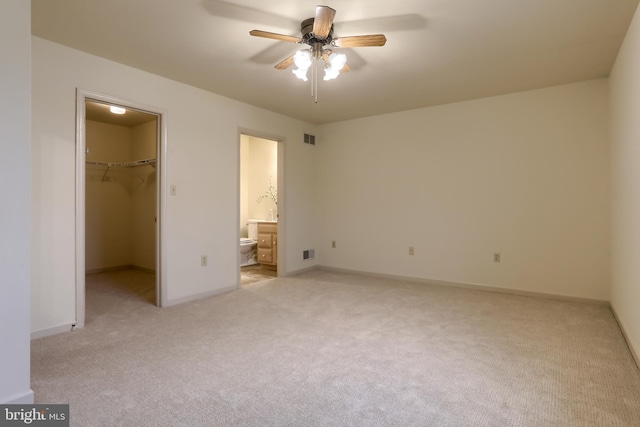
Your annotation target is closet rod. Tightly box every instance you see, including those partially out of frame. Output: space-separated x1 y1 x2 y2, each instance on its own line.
85 158 156 182
85 158 156 168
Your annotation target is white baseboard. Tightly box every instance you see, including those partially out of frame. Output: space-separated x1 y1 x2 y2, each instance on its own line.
31 322 74 340
86 264 156 274
285 265 318 277
2 390 34 404
163 285 237 307
316 265 609 306
610 304 640 369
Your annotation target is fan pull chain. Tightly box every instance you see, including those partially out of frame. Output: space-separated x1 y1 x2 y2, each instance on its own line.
313 63 318 103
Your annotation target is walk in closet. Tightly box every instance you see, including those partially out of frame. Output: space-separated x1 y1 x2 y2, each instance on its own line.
84 100 158 304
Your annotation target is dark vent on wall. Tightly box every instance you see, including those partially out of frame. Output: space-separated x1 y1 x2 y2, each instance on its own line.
303 249 315 260
304 133 316 145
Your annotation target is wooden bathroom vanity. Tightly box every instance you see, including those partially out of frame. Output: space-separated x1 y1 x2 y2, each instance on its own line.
256 221 277 268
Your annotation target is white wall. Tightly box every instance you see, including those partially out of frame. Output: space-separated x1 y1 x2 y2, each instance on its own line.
85 119 156 272
247 136 278 221
131 120 157 271
0 0 33 404
240 135 278 236
317 79 610 301
31 37 317 335
610 5 640 360
240 134 250 237
86 120 135 271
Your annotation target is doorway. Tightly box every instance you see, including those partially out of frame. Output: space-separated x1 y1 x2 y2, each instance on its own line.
239 134 279 285
76 91 166 328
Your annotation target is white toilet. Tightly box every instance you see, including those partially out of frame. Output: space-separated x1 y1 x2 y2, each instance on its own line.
240 221 258 266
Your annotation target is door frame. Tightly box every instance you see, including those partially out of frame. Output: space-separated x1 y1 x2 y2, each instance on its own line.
75 89 168 328
237 128 285 285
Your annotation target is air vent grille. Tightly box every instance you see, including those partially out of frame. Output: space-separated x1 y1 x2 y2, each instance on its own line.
304 133 316 145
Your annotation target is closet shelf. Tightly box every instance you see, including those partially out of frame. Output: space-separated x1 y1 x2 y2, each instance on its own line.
86 158 156 182
86 158 156 168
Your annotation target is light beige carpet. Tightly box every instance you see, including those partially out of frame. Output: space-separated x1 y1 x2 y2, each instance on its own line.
31 268 640 426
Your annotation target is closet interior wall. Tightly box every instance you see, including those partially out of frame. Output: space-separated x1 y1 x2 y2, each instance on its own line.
85 118 157 273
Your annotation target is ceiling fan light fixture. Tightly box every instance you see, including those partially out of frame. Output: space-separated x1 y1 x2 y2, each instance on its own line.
292 50 312 81
293 68 309 81
323 52 347 81
249 5 387 101
110 106 126 115
323 68 339 81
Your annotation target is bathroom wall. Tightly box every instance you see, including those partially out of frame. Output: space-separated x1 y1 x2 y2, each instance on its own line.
240 135 250 237
240 135 278 237
249 137 278 221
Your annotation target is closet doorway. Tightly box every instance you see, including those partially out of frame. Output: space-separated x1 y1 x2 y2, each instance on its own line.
76 91 166 328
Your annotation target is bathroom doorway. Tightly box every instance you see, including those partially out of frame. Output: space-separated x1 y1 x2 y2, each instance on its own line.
240 134 279 285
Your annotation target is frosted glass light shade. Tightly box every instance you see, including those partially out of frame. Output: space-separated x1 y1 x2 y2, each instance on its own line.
323 53 347 81
292 50 312 81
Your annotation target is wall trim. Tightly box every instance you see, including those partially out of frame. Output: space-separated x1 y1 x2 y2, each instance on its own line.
163 285 237 307
610 304 640 370
316 265 610 306
285 265 318 277
31 323 75 340
2 390 34 405
86 265 156 275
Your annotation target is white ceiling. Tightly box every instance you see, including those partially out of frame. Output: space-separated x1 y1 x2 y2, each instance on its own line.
32 0 639 124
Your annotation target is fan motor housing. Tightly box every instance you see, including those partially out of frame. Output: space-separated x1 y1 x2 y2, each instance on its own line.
301 17 333 45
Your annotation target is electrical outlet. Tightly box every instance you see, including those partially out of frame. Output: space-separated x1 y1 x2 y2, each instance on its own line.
332 240 336 248
201 255 207 266
409 246 415 256
170 184 177 196
493 252 501 263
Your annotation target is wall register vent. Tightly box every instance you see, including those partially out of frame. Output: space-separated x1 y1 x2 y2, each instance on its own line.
304 133 316 145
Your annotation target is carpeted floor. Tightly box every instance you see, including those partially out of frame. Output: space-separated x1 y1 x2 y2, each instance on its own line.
31 269 640 426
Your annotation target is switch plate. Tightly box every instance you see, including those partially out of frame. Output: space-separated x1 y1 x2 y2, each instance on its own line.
332 240 336 248
409 246 415 256
201 255 207 266
170 184 177 196
494 252 501 263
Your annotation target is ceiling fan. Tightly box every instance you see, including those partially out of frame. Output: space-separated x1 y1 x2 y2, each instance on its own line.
249 5 387 101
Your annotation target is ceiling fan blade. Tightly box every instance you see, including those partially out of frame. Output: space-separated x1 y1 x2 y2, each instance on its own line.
333 34 387 48
250 30 301 43
274 54 295 70
313 5 336 39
